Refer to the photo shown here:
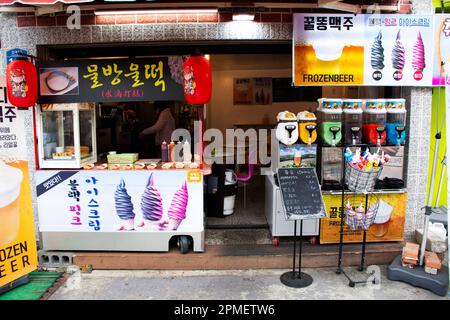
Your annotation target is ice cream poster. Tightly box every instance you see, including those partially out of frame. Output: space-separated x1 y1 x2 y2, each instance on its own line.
433 14 450 86
319 192 407 244
364 15 434 86
293 14 435 86
0 82 38 288
35 170 203 233
293 14 365 86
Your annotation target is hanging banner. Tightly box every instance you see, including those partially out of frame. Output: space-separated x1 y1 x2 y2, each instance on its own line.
319 192 406 244
293 14 434 86
38 57 184 103
36 170 203 234
0 81 38 289
433 14 450 86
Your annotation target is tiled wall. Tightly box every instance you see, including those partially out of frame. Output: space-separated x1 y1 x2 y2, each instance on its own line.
0 1 432 242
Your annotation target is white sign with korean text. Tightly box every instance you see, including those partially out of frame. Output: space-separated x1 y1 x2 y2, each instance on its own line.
0 84 28 161
36 170 203 233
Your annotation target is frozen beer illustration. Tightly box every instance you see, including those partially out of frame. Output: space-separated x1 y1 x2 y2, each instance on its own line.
0 161 23 246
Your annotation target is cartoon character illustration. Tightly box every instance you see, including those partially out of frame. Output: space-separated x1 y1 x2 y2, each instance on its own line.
183 65 196 95
10 68 28 98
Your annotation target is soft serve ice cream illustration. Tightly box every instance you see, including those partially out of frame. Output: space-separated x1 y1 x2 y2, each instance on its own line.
0 161 23 246
167 181 189 230
140 174 165 230
371 31 385 70
412 31 425 72
392 30 405 72
114 178 136 230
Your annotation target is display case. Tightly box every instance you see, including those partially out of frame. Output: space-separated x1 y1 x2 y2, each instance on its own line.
37 103 97 169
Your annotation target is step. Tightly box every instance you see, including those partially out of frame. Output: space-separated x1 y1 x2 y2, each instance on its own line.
73 242 404 270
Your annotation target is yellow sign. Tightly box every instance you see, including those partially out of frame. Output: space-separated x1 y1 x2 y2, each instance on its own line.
187 170 202 183
319 193 406 244
0 160 38 287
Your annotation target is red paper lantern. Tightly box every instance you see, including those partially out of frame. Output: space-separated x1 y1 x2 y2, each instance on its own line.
182 55 212 105
6 59 38 108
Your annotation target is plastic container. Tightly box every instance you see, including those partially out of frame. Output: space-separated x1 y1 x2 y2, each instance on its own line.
223 169 237 216
317 98 343 146
343 99 363 145
385 99 407 145
428 222 447 241
297 111 317 145
362 99 387 145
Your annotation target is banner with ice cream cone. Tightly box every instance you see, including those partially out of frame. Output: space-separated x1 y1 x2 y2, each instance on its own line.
0 82 38 288
35 170 203 233
293 14 435 86
319 192 407 244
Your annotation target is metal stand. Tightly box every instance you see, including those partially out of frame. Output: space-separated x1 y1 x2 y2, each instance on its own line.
280 220 313 288
336 144 375 287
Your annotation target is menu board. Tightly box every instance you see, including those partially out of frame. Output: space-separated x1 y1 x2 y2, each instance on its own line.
277 167 327 220
38 57 184 103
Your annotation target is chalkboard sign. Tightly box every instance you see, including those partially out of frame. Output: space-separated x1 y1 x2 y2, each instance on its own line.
277 167 327 220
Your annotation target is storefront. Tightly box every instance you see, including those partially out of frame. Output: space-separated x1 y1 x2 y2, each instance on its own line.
0 1 443 267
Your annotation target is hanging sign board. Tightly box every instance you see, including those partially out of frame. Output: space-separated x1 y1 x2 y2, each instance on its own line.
38 57 184 103
277 168 327 220
0 81 38 289
293 14 434 86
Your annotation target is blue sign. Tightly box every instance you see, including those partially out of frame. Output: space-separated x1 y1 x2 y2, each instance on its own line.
6 48 28 64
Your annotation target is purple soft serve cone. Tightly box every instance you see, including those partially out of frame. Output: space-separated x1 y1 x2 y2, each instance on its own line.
115 178 136 230
392 30 405 70
141 174 163 222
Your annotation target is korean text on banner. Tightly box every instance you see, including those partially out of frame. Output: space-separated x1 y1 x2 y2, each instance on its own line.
0 82 38 288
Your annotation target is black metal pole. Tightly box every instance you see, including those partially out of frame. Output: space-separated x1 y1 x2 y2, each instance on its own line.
298 220 303 278
360 193 369 271
292 220 297 278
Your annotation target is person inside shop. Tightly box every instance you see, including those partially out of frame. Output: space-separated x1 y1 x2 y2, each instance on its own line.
139 101 176 157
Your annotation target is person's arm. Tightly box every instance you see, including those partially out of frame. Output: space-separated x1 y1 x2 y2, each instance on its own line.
140 112 167 136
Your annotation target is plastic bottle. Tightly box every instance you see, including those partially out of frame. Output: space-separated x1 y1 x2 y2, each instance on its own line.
168 141 176 162
183 141 191 163
161 141 168 162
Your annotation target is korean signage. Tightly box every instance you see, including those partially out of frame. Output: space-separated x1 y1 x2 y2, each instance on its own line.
319 193 406 244
38 57 184 103
0 81 38 289
36 170 203 234
293 14 435 86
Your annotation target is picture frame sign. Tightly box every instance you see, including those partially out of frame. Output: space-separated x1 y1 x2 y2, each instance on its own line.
277 167 327 220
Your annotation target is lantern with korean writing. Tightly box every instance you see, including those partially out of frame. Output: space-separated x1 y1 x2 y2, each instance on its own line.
182 55 212 104
6 59 38 108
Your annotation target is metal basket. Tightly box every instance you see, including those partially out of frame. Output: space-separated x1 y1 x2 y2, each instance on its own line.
344 200 379 231
345 162 382 193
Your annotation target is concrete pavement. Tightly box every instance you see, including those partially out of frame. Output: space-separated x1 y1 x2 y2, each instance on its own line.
48 266 449 300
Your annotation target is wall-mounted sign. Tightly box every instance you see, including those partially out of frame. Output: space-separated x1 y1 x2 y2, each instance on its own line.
38 57 184 103
233 78 272 105
319 192 406 244
293 14 435 86
0 82 38 289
